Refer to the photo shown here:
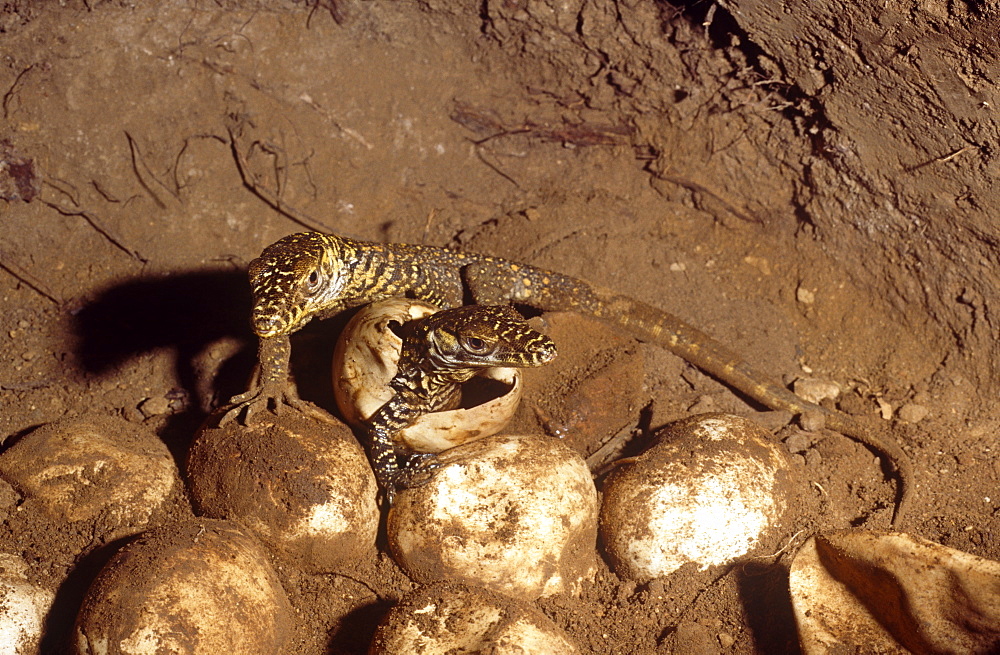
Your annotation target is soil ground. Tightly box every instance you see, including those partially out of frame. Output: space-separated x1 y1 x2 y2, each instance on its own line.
1 1 998 653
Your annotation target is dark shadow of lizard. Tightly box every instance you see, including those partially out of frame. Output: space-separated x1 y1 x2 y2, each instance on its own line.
72 269 256 457
72 268 350 459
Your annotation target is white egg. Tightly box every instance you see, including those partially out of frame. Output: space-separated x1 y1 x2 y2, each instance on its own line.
0 553 54 655
0 415 181 540
370 582 579 654
600 413 792 581
387 434 598 600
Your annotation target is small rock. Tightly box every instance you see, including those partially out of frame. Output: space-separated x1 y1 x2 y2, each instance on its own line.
804 449 823 467
897 403 929 423
796 286 816 304
0 478 21 512
752 410 793 432
123 404 145 423
673 621 718 655
718 632 735 648
799 410 826 432
875 397 893 420
783 431 812 454
793 377 841 404
139 396 171 418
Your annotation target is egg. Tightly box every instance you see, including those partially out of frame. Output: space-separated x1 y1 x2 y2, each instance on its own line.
73 519 292 655
187 410 379 573
370 582 579 654
387 434 598 601
0 414 182 540
599 413 793 581
0 553 54 655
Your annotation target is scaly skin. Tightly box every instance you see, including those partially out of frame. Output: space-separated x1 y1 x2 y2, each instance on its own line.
221 231 913 525
367 304 556 504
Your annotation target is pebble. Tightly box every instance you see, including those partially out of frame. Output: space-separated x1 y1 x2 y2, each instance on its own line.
799 410 827 432
783 431 812 454
793 377 841 404
897 403 929 423
139 396 171 418
796 286 816 304
751 410 793 432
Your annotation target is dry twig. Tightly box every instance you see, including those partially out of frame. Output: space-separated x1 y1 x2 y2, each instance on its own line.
226 125 334 232
40 189 147 263
0 253 61 305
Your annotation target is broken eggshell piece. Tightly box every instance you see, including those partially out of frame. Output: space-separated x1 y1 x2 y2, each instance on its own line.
790 530 1000 654
332 298 524 453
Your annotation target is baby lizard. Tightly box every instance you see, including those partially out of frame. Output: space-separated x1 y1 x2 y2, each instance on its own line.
365 304 556 504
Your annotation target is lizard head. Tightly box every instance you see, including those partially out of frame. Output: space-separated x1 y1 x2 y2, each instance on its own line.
420 305 557 370
247 232 346 337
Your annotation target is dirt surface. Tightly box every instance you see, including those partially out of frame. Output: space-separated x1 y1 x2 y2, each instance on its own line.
1 1 998 653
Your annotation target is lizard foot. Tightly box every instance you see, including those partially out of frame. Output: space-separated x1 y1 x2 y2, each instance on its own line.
383 454 443 506
218 382 335 427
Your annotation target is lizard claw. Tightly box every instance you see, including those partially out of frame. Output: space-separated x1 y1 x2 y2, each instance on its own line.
384 454 443 505
217 382 336 427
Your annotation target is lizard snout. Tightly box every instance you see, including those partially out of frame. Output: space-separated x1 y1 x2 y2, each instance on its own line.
532 338 558 365
252 314 287 338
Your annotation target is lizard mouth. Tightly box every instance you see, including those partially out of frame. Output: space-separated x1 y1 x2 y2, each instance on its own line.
252 314 290 338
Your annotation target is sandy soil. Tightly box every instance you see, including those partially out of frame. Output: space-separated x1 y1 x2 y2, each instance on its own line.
1 1 998 653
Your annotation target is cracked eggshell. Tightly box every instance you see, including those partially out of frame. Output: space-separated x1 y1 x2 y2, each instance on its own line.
0 415 181 539
369 582 579 655
0 553 54 655
600 413 793 582
73 519 292 655
387 434 598 601
187 411 378 573
791 531 1000 654
333 298 523 453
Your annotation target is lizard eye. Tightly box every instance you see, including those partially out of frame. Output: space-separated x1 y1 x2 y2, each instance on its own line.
305 270 322 293
461 336 491 354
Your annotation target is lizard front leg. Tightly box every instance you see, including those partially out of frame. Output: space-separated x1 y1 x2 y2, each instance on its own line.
219 335 334 426
367 392 441 505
